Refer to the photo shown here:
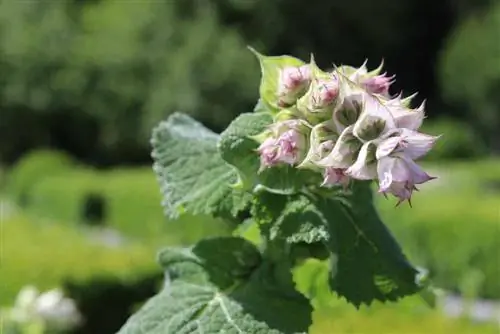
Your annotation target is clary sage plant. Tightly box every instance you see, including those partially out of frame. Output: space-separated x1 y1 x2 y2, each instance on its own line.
117 48 440 334
253 50 438 207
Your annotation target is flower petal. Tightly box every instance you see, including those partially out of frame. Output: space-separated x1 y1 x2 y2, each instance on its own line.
376 135 402 159
345 141 377 180
402 156 435 185
353 94 396 141
389 100 425 130
317 125 360 168
398 128 439 160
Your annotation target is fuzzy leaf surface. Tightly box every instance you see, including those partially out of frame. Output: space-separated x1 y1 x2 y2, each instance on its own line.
151 112 250 219
118 237 312 334
318 182 421 306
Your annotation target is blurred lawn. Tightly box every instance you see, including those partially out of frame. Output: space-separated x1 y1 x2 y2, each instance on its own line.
0 213 159 306
377 158 500 299
310 298 499 333
1 157 499 333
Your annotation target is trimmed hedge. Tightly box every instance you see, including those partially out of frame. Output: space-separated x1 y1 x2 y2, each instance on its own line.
6 149 75 205
25 166 230 242
28 169 102 225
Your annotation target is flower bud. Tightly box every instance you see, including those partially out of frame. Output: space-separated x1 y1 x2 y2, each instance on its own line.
257 120 309 171
322 167 350 188
297 57 343 116
258 137 280 170
362 73 395 96
277 65 312 107
313 77 339 107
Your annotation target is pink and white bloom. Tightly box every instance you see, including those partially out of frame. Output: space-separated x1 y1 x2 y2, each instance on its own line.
377 154 436 206
376 128 439 161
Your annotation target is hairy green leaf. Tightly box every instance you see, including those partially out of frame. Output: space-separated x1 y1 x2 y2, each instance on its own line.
151 112 251 219
218 113 319 195
251 192 329 245
316 182 421 307
118 237 312 334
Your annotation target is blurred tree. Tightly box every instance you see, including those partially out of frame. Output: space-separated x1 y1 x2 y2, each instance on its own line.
439 1 500 152
0 0 257 165
0 0 494 165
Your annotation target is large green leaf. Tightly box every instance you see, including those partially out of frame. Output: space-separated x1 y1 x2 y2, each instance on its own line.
151 112 250 219
318 182 421 307
118 237 312 334
252 182 421 306
251 192 329 245
218 112 320 195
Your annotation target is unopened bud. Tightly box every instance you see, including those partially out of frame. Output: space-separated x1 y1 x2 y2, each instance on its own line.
278 65 311 107
362 73 395 96
322 167 350 188
312 77 339 108
257 120 309 171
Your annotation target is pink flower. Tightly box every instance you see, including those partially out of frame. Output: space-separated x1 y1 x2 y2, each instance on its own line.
376 129 439 161
322 167 350 189
362 73 395 96
377 154 436 206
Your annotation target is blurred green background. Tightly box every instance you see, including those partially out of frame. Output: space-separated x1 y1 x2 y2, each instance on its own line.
0 0 499 333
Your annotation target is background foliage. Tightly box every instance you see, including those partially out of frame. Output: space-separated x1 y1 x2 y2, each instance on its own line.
0 0 498 166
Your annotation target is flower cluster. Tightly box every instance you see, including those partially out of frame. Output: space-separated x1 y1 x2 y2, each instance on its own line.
2 285 82 332
254 53 439 206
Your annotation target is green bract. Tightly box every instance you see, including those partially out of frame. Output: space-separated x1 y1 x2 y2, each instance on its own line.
119 48 436 334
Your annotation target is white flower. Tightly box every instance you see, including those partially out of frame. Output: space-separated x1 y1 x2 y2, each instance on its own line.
34 289 81 331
